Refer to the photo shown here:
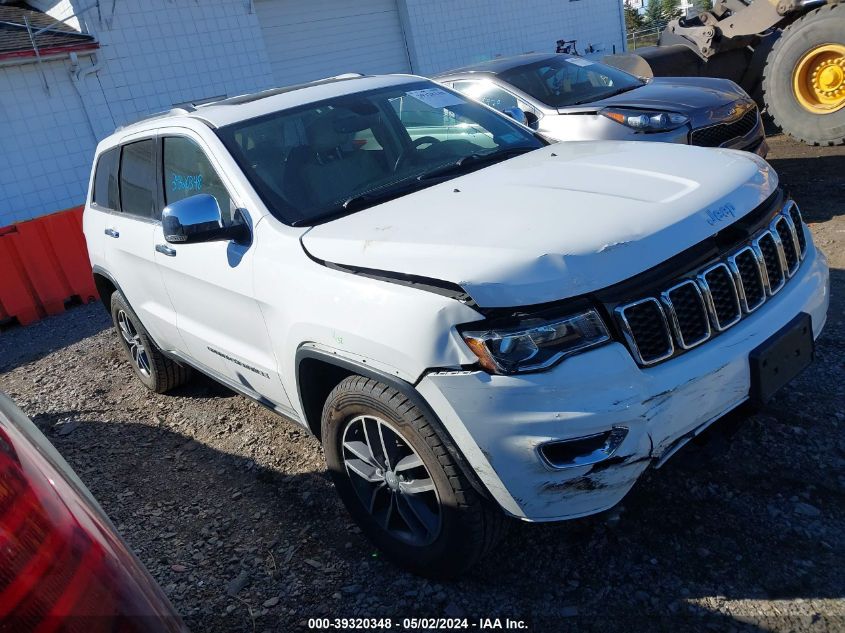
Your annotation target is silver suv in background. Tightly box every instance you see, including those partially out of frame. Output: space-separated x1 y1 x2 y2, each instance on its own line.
436 53 768 156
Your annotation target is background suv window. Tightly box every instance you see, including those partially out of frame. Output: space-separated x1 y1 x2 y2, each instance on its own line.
499 57 644 107
163 137 233 223
119 140 156 219
92 147 120 210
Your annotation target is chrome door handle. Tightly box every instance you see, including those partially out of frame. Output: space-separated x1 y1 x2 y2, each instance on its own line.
155 244 177 257
104 228 119 238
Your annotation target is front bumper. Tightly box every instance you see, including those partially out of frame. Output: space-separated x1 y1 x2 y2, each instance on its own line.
416 243 829 522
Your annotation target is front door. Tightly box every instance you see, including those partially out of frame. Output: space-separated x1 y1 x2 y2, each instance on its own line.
152 134 293 411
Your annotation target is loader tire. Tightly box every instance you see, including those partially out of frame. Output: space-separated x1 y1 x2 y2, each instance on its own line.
762 3 845 146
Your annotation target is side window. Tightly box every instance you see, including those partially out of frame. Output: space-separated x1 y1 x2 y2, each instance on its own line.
92 147 120 210
119 140 156 219
452 81 519 112
163 136 233 223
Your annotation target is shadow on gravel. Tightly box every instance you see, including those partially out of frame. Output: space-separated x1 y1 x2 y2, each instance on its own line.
767 153 845 223
40 389 844 633
0 302 110 372
169 373 240 400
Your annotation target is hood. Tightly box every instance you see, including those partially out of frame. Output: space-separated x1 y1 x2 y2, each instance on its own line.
301 141 777 308
573 77 748 117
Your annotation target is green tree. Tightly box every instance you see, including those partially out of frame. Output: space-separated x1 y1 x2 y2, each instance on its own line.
644 0 681 24
693 0 714 12
624 1 644 31
660 0 682 19
644 0 666 25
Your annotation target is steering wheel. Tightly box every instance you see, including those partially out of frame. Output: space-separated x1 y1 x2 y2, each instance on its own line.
394 136 441 172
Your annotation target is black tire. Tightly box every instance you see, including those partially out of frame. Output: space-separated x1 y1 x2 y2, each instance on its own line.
110 291 191 393
321 376 508 578
762 4 845 146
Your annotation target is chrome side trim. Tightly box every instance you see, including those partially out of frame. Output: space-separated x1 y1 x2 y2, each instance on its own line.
164 349 302 423
660 279 711 350
615 297 674 366
697 262 742 332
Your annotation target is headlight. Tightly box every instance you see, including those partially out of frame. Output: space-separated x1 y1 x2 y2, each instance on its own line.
460 309 610 375
600 107 689 133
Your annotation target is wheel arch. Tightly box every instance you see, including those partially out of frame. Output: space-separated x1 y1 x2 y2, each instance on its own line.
294 347 492 502
91 266 119 313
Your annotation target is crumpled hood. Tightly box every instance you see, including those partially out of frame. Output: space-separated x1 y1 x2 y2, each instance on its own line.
301 141 777 308
581 77 747 116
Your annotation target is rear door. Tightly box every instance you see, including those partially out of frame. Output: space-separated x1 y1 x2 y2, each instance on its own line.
152 132 292 411
101 138 183 351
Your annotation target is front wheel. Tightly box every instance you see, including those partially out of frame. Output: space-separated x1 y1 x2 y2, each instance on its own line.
321 376 507 578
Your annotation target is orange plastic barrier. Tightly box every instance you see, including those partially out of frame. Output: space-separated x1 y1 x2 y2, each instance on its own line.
0 207 98 327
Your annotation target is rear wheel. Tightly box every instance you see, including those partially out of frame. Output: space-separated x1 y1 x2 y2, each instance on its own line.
762 4 845 145
110 291 191 393
321 376 508 578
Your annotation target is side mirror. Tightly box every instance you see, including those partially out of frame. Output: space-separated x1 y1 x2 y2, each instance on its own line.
162 194 249 245
503 107 529 125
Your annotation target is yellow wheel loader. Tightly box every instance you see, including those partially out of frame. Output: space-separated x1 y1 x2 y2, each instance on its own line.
605 0 845 145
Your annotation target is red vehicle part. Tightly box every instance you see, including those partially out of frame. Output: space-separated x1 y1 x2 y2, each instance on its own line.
0 392 186 632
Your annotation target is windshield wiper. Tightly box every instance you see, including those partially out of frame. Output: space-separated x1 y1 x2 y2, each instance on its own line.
291 146 537 227
416 146 537 181
291 179 429 226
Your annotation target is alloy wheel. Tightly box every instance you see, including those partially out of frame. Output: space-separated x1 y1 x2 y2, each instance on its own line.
116 310 151 377
341 415 442 546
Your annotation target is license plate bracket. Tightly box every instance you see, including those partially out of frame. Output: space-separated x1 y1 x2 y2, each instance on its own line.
749 313 814 404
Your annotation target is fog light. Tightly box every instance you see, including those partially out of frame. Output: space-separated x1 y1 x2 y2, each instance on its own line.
539 427 628 470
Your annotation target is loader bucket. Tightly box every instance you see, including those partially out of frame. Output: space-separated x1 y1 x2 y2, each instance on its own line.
603 45 706 79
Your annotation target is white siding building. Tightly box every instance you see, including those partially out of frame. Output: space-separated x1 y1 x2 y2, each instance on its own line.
0 0 626 226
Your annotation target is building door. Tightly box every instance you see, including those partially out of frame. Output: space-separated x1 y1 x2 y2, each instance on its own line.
255 0 412 86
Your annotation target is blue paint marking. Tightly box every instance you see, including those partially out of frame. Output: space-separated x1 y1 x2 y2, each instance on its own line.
171 173 203 193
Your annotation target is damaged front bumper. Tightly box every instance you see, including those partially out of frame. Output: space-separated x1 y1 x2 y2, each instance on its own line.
416 244 830 522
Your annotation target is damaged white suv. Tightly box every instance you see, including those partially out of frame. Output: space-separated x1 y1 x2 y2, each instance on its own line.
84 75 829 577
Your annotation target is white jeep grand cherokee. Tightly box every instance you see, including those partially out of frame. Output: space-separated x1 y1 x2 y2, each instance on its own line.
83 74 829 577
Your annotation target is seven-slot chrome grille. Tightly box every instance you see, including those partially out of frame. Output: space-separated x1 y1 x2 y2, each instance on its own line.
615 201 808 366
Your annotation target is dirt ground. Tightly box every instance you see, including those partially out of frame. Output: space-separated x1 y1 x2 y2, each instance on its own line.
1 135 843 632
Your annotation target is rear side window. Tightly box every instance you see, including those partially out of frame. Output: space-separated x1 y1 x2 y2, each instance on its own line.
92 148 120 210
162 136 233 223
119 139 156 218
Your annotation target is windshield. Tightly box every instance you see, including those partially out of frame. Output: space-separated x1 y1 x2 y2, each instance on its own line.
217 81 542 225
499 56 644 108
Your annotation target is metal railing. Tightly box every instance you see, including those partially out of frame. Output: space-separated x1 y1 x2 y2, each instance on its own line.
626 21 668 50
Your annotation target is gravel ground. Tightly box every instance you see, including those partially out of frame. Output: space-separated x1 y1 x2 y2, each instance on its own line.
1 135 843 632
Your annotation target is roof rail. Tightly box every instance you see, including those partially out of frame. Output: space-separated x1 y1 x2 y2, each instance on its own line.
113 94 228 131
212 73 369 107
172 94 228 111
